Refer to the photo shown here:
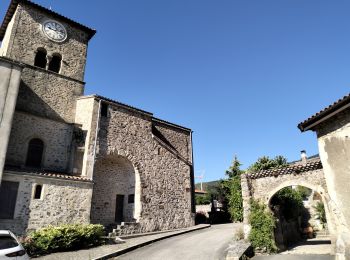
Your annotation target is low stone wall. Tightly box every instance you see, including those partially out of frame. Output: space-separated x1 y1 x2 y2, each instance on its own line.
0 172 93 235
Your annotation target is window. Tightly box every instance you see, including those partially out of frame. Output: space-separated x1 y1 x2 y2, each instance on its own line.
34 185 42 199
128 194 135 204
48 53 61 73
101 103 108 117
26 138 44 168
34 48 47 68
0 181 19 219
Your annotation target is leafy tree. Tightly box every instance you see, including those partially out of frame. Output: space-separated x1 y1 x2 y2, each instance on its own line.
226 156 243 178
248 155 288 172
296 186 312 200
222 156 244 222
270 187 304 221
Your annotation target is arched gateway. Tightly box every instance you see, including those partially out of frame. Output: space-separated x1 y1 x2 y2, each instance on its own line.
241 157 338 240
91 155 141 226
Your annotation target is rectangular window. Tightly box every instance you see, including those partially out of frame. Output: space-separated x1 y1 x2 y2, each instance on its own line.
128 194 135 204
0 181 19 219
101 103 108 117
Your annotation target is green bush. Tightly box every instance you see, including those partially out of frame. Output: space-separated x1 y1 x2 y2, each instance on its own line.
271 187 303 221
23 224 105 256
314 201 326 225
248 200 277 253
222 177 243 222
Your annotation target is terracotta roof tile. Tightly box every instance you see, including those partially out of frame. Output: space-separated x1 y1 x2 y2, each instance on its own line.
5 166 92 182
247 158 322 179
298 93 350 131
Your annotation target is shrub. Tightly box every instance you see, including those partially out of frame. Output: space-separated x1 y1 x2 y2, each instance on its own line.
248 200 277 253
270 187 303 221
314 201 326 225
23 224 105 256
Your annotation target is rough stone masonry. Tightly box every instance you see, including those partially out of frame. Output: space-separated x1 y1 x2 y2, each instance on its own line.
0 0 195 235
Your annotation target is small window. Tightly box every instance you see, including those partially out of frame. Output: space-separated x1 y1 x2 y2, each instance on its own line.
26 138 44 168
34 48 47 69
101 103 108 117
34 185 42 199
48 54 61 73
128 194 135 204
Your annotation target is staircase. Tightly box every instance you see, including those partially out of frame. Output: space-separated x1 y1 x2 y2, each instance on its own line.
107 222 141 238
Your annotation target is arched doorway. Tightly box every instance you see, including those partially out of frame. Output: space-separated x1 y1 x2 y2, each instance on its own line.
91 155 141 226
268 184 331 251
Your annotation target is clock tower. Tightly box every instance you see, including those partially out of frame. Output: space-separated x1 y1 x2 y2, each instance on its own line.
0 0 95 172
0 0 95 123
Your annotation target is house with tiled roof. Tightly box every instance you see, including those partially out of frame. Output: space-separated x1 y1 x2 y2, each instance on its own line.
298 92 350 259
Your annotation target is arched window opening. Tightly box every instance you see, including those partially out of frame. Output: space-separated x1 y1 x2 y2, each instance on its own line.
48 54 61 73
34 185 42 199
26 138 44 168
34 48 47 69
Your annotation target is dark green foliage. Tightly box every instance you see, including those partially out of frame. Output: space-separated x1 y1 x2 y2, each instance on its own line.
23 224 105 256
248 155 288 172
195 194 211 205
248 200 277 253
296 186 312 200
270 187 303 221
222 156 244 222
314 201 326 224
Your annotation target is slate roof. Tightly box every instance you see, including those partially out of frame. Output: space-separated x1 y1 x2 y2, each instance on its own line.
247 158 322 179
5 166 92 182
0 0 96 41
298 93 350 132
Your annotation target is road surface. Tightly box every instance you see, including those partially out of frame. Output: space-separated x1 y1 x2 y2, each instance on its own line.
115 223 241 260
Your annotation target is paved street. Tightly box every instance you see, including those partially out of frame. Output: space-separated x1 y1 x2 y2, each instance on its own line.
116 223 241 260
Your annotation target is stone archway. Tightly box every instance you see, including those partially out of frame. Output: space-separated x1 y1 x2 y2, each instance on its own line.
241 159 337 239
91 155 141 226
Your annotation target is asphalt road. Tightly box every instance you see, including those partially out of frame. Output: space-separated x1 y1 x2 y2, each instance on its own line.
115 223 241 260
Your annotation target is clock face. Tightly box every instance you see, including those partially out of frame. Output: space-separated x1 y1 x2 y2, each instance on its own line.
42 20 67 42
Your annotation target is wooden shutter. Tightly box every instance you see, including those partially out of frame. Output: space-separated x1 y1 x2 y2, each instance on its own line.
0 181 19 219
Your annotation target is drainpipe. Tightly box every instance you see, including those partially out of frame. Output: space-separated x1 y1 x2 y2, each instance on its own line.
90 99 101 180
190 130 196 214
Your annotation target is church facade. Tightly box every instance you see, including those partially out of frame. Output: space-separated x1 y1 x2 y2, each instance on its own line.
0 0 195 235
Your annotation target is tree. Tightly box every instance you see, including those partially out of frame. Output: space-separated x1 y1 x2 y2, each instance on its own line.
248 155 288 172
222 156 244 222
226 156 243 178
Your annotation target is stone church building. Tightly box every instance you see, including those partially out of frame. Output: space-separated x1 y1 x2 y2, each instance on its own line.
0 0 195 235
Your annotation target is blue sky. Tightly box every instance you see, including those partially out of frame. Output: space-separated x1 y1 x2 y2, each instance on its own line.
1 0 349 181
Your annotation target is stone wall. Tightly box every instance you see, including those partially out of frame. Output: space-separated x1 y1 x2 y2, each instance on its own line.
15 66 84 123
250 169 327 203
241 168 338 238
153 120 192 162
315 108 350 230
0 172 93 235
94 100 194 233
6 111 74 172
1 3 89 81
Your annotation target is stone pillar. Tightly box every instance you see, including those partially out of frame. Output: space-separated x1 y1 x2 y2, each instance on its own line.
0 59 22 185
241 173 251 239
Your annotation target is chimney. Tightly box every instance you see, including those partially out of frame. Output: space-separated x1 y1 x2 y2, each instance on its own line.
301 150 307 164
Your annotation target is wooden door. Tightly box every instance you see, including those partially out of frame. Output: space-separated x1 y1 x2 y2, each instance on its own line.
115 194 124 223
